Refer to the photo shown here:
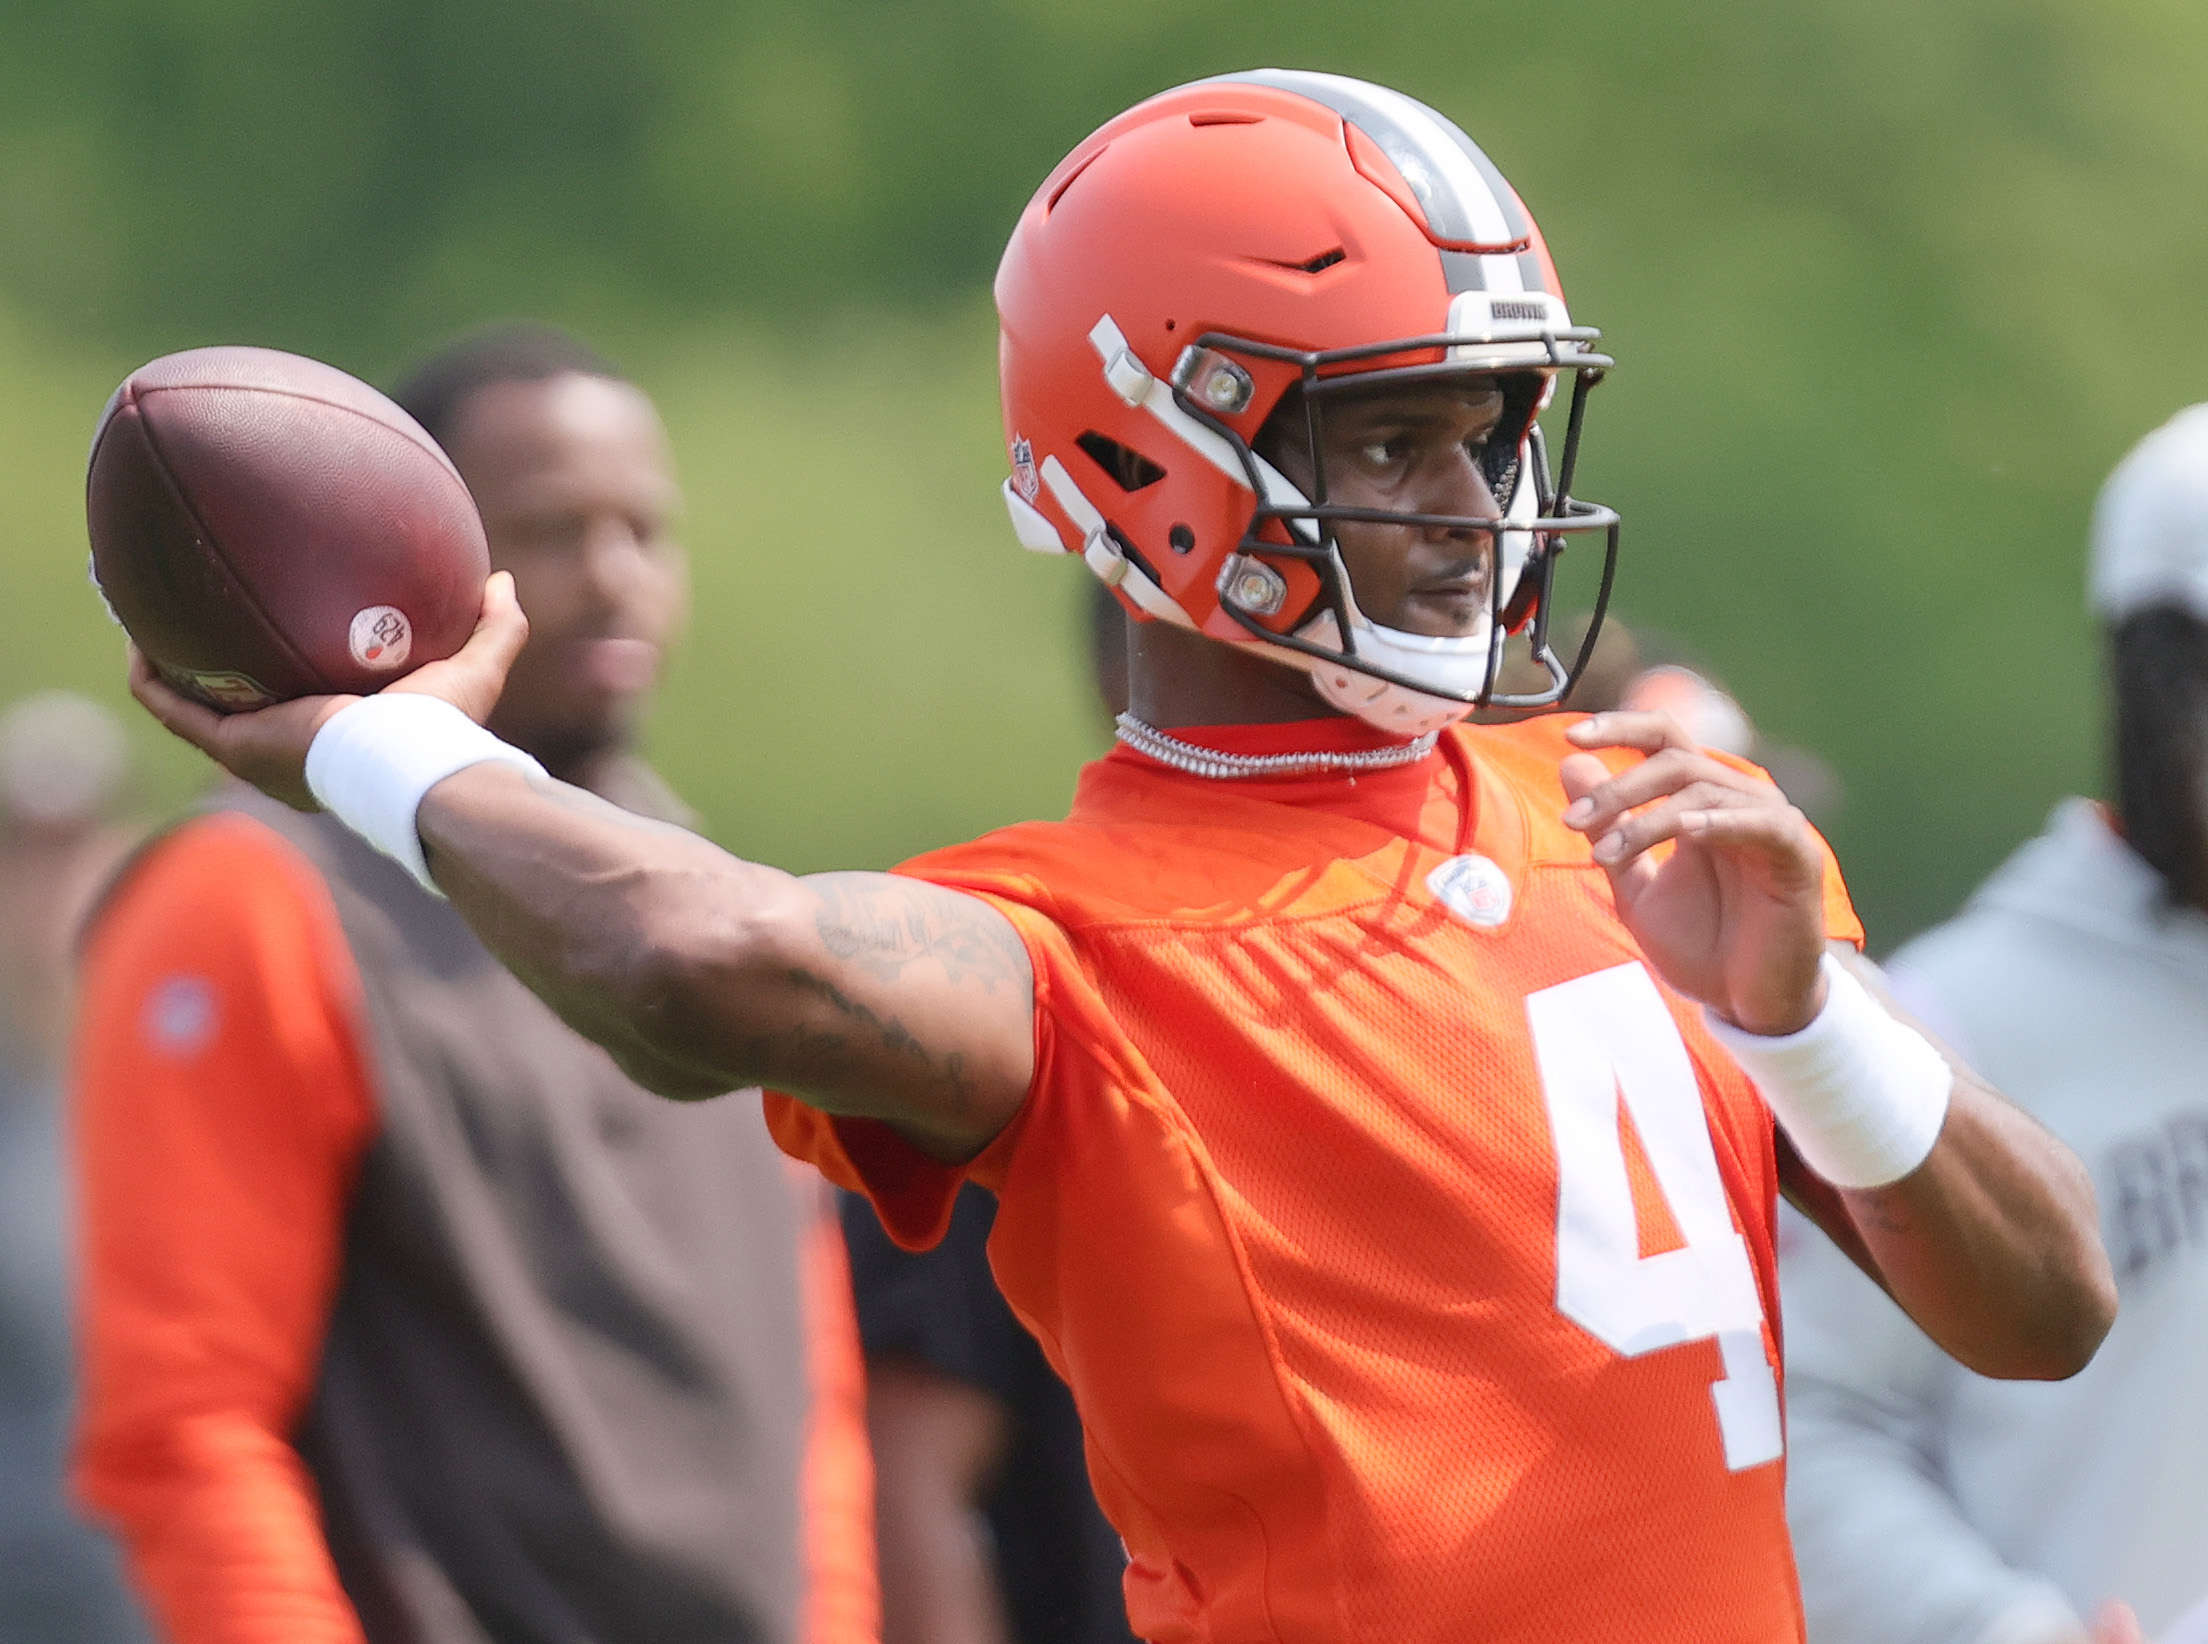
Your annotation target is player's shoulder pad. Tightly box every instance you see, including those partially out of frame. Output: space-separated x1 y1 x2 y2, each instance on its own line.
1461 712 1781 788
893 808 1359 932
892 817 1185 927
1453 712 1625 801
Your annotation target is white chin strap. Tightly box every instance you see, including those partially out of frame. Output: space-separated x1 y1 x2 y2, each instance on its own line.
1298 609 1494 737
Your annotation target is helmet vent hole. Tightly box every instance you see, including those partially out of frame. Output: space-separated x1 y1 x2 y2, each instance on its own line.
1188 111 1264 126
1251 247 1346 275
1169 524 1196 554
1075 431 1167 493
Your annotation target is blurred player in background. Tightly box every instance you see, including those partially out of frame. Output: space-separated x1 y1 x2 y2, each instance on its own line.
0 694 140 1073
129 74 2116 1644
1784 407 2208 1644
841 586 1137 1644
843 1184 1138 1644
0 692 148 1642
72 325 876 1644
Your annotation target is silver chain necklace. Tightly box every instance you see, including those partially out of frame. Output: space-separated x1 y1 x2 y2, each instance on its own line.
1113 713 1440 781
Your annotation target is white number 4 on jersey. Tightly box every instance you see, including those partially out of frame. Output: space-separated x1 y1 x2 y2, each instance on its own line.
1527 961 1784 1472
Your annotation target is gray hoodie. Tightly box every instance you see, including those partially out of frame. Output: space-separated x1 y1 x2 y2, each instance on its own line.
1782 799 2208 1643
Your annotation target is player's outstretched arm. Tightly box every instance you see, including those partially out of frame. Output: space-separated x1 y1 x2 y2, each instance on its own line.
1560 711 2117 1382
128 574 1037 1162
420 768 1034 1157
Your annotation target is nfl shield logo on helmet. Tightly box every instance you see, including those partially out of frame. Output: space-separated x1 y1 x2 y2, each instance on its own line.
1010 436 1040 504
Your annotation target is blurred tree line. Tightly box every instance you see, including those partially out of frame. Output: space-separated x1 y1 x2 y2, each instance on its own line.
5 0 2208 940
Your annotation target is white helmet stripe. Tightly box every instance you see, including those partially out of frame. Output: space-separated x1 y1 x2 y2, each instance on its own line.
1211 68 1530 295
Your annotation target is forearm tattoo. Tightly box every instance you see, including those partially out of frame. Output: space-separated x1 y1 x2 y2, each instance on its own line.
669 872 1032 1124
806 872 1030 990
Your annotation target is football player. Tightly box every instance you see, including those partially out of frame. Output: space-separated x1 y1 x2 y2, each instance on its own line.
77 327 877 1644
130 72 2118 1644
1781 408 2208 1644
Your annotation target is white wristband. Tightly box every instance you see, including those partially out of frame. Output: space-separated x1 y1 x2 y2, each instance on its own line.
304 694 545 896
1703 953 1952 1189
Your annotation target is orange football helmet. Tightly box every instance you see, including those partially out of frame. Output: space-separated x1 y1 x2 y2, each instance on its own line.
996 69 1618 734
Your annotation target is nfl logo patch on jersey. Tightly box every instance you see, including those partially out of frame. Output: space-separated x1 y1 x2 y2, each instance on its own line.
1011 436 1040 504
1427 852 1513 929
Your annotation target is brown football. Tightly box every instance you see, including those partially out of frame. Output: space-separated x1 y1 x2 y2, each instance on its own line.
86 346 489 711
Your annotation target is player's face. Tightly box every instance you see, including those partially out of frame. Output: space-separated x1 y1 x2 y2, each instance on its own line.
1270 378 1506 641
444 373 688 766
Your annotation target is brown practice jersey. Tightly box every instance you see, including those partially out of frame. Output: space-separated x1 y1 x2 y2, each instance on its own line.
74 810 879 1644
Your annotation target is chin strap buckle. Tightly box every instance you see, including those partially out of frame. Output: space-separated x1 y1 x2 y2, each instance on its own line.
1089 314 1156 408
1083 529 1129 586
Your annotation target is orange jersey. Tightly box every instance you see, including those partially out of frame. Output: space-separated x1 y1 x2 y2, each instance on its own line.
770 714 1864 1644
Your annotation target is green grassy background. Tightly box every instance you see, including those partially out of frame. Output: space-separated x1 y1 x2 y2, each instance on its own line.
7 0 2208 944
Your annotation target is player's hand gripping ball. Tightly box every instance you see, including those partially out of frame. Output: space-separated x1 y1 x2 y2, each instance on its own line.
86 346 489 711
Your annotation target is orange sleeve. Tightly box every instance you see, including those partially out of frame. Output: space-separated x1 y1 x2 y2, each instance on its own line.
761 892 1062 1252
793 1173 880 1644
1815 836 1865 949
762 1100 972 1253
71 813 377 1644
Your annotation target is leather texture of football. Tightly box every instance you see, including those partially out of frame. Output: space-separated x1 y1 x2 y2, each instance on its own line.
86 346 489 711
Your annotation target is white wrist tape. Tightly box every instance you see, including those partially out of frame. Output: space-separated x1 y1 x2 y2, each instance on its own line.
1703 953 1952 1189
304 694 544 897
